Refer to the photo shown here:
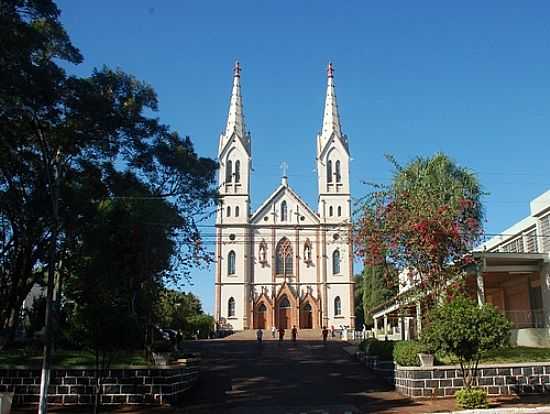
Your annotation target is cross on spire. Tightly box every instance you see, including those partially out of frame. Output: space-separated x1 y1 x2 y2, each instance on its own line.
321 62 342 138
280 161 288 177
223 61 247 140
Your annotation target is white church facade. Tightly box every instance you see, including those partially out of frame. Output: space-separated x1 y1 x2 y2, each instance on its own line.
214 63 354 331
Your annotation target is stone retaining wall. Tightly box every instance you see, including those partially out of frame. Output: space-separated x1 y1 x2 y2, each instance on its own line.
0 358 200 406
355 351 550 399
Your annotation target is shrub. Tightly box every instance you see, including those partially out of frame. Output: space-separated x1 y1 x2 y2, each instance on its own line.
455 388 488 409
359 337 378 353
393 341 427 366
367 339 394 360
422 295 511 388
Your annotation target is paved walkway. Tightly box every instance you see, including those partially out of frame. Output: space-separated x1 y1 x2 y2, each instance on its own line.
12 339 550 413
170 339 454 413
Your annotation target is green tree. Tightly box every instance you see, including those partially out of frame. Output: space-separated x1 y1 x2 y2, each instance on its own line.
355 153 484 302
186 314 215 339
63 178 186 413
156 289 215 339
0 0 217 339
354 274 365 329
1 0 217 410
361 264 396 327
421 296 511 389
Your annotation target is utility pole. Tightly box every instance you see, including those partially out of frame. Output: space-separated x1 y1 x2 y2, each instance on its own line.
38 147 61 414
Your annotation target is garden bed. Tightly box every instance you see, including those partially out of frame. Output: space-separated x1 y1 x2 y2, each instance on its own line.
437 347 550 365
0 350 149 368
356 350 550 399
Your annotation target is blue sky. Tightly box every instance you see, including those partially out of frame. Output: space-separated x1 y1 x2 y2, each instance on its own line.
56 1 550 313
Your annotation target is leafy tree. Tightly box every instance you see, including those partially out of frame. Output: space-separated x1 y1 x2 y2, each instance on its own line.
355 153 484 302
186 314 215 339
353 274 365 328
156 289 214 339
361 264 396 327
0 0 82 340
0 0 216 338
421 296 511 389
157 290 201 331
63 179 186 413
1 0 217 409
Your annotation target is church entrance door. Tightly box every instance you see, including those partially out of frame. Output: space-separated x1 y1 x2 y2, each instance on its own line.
277 297 291 329
255 303 267 329
300 303 313 329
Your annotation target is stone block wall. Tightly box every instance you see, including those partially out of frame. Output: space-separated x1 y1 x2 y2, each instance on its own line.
355 351 550 399
0 358 200 406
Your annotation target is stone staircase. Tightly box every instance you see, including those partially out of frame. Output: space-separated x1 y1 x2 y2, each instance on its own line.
224 328 335 341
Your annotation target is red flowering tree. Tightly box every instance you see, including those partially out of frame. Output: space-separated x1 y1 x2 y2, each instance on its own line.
355 153 485 303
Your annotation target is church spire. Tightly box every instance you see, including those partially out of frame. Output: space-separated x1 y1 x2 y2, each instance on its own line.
224 61 247 139
321 62 343 138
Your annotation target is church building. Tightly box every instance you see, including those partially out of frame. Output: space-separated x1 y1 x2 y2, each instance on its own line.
214 62 354 331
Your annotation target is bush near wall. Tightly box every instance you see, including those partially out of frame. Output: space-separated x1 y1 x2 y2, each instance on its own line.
455 388 489 409
393 341 427 367
359 338 394 361
360 339 430 366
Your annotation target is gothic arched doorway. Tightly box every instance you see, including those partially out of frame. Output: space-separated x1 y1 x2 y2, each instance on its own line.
300 302 313 329
277 296 291 329
255 303 267 329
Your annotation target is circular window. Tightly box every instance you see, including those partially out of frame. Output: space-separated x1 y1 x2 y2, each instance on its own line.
229 234 236 241
300 216 305 221
333 233 340 241
264 216 268 221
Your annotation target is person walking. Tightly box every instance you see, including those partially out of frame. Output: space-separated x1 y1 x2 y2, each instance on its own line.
271 325 276 339
322 326 329 344
330 325 335 338
256 328 263 344
291 325 298 343
278 327 285 342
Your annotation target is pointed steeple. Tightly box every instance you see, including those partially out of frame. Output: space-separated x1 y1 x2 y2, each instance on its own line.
225 61 246 139
321 62 343 138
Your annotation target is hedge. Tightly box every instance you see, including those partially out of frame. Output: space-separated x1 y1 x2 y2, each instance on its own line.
359 339 429 366
393 340 427 366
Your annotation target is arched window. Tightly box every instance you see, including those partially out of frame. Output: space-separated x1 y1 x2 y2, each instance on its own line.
275 238 293 276
228 251 236 275
235 160 241 183
226 206 231 217
335 160 341 183
334 296 342 316
228 297 235 317
304 303 312 312
332 250 341 274
337 206 342 217
281 200 288 221
279 296 291 308
327 160 333 183
226 160 233 183
235 206 239 217
329 206 333 217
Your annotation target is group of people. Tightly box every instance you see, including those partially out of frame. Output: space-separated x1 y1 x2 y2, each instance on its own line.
255 325 334 344
255 325 299 343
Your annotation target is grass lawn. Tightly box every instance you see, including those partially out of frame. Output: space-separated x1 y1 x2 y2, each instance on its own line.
437 347 550 365
0 349 149 367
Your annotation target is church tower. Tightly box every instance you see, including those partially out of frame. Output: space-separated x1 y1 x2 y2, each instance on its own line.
215 62 252 330
217 61 251 223
316 63 351 223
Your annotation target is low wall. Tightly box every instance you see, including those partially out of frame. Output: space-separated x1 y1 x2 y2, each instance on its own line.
356 351 550 399
0 358 200 406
